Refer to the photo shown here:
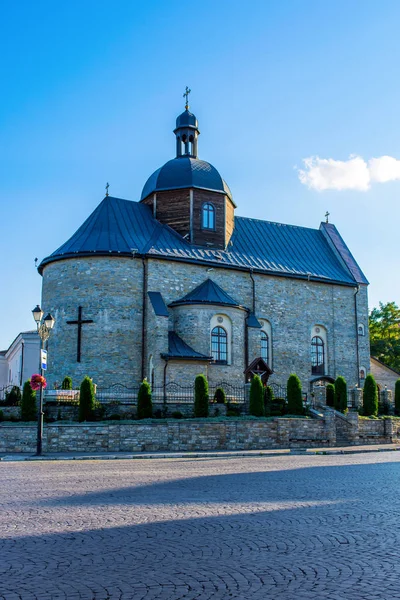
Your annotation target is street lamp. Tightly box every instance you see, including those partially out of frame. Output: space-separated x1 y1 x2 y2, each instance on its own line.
32 305 55 456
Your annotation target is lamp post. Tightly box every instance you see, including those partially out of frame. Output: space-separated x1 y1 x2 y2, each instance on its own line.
32 305 55 456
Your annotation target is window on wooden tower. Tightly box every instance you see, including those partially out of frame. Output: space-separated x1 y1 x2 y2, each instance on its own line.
311 336 325 375
202 203 215 230
211 326 227 363
260 331 269 363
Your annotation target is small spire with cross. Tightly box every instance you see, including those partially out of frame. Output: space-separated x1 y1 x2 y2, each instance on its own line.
325 211 330 223
105 182 110 197
183 86 191 110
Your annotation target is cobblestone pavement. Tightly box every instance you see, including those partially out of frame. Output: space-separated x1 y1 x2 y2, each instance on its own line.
2 453 400 600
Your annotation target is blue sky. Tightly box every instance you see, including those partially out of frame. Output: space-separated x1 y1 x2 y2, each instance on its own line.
1 0 400 349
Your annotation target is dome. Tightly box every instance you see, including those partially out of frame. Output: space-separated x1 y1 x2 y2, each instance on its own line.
140 157 232 201
175 109 198 130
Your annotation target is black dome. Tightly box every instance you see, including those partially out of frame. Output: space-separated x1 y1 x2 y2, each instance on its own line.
175 109 198 130
140 157 232 201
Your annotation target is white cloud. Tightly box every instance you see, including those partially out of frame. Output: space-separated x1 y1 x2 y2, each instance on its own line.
298 154 400 191
368 155 400 183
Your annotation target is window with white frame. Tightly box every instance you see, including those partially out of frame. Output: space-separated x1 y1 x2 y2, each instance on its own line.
202 202 215 230
311 325 328 376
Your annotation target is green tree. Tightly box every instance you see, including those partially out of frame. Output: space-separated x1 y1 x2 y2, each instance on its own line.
61 376 73 390
79 376 95 422
5 385 21 406
194 374 209 417
334 376 348 413
249 375 264 416
137 379 153 419
287 374 303 415
214 387 226 404
20 380 37 421
395 379 400 416
326 383 335 407
363 374 378 416
264 385 274 416
369 302 400 372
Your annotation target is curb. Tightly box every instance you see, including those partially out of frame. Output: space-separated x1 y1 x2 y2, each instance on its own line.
1 445 400 462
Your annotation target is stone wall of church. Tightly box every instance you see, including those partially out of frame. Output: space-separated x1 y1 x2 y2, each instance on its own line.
145 258 369 390
41 254 369 392
41 257 144 388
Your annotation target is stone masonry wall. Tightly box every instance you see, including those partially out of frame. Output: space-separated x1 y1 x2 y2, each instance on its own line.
0 418 331 454
41 254 369 392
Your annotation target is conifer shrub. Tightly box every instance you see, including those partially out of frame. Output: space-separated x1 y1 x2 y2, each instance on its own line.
326 383 335 407
395 379 400 416
264 385 274 416
249 375 264 416
20 380 37 421
363 374 378 417
194 374 209 417
61 376 73 390
214 387 226 404
287 374 303 415
4 385 21 406
79 376 95 422
137 379 153 419
334 376 348 413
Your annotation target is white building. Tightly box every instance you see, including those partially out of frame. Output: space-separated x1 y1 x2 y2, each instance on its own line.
0 331 40 392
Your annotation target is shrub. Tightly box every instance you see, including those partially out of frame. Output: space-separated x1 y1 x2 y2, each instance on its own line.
395 379 400 416
287 374 303 415
226 404 241 417
107 413 121 421
137 379 153 419
0 410 3 421
61 376 73 390
20 380 37 421
4 386 21 406
334 376 348 413
326 383 335 407
79 376 95 422
264 385 274 416
171 411 183 419
270 397 286 416
363 374 378 417
214 387 226 404
194 374 209 417
249 375 264 417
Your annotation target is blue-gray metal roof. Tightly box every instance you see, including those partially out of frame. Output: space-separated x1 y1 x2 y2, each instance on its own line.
39 195 366 286
170 278 239 307
140 157 232 201
162 331 212 361
148 292 169 317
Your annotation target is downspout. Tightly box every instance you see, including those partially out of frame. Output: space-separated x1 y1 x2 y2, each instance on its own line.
20 341 24 387
163 359 169 414
249 268 256 313
244 269 256 380
354 284 360 386
141 256 148 381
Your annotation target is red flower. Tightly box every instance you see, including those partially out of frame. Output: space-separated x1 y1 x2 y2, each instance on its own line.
30 374 47 391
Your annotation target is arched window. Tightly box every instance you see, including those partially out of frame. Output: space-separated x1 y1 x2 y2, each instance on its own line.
311 336 325 375
260 331 269 362
202 203 215 230
211 326 227 363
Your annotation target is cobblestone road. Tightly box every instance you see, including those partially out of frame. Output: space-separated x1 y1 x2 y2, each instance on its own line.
2 453 400 599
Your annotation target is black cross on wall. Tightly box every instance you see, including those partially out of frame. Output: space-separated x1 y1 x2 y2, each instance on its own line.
67 306 94 362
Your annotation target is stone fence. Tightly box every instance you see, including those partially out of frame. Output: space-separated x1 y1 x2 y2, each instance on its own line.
1 413 400 454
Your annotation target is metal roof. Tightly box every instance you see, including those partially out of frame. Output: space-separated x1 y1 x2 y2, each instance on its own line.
39 195 366 286
162 331 212 361
170 278 239 307
140 157 233 201
148 292 169 317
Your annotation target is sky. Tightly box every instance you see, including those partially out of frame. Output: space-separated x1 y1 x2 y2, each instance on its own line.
1 0 400 349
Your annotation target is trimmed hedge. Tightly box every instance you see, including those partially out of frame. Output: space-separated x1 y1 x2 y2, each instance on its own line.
249 375 264 417
61 376 73 390
79 377 95 422
20 380 37 421
287 374 303 415
363 374 378 417
214 387 226 404
334 376 348 413
137 380 153 419
194 374 209 417
326 383 335 407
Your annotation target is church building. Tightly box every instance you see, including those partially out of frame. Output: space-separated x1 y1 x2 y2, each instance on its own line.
38 97 370 392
